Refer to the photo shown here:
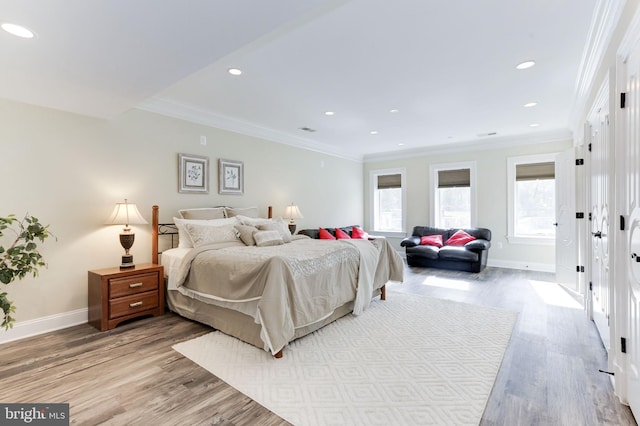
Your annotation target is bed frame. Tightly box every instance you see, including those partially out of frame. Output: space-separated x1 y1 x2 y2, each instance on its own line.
151 205 385 358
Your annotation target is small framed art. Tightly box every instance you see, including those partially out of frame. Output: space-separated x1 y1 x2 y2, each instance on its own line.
178 153 209 194
219 159 244 195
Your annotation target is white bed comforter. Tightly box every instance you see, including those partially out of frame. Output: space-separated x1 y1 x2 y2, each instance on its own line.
168 237 402 354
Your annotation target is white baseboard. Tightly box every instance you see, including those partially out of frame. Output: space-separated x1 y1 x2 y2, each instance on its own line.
487 258 555 273
0 308 88 345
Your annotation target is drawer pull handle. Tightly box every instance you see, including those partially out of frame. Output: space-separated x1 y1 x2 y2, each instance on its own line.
129 301 143 308
129 282 143 288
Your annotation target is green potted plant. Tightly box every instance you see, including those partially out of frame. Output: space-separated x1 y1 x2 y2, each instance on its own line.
0 214 54 330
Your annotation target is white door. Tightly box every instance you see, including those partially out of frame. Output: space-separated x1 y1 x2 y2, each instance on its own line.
556 149 578 292
624 37 640 421
589 109 612 351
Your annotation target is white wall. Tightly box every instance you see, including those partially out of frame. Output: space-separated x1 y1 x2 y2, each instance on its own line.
364 138 573 270
0 99 363 333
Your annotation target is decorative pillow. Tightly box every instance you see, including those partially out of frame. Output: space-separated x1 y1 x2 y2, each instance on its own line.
254 230 284 247
444 230 476 246
225 207 260 218
234 224 258 246
335 228 351 239
258 218 291 243
319 227 336 240
178 207 225 220
235 215 271 227
351 226 369 239
173 217 238 248
183 222 240 247
420 234 443 247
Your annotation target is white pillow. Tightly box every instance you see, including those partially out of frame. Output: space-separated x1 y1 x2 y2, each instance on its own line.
178 207 225 220
258 218 291 243
235 215 271 227
183 222 240 247
225 207 260 218
254 230 284 247
173 216 238 248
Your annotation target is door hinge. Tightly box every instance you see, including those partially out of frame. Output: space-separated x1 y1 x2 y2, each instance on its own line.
620 215 626 231
576 212 585 219
621 337 627 354
589 282 592 291
577 265 585 273
588 143 592 152
621 92 626 109
576 158 584 166
588 212 592 221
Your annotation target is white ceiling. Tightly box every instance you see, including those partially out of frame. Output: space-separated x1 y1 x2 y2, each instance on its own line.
1 0 598 160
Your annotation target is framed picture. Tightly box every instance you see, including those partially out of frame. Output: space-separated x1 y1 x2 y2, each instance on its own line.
219 159 244 195
178 153 209 194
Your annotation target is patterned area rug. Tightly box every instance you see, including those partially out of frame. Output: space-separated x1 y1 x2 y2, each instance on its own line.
173 292 518 426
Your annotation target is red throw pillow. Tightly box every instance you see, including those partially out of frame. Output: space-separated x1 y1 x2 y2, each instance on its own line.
335 228 351 239
351 226 369 239
420 235 443 247
444 230 476 246
319 227 336 240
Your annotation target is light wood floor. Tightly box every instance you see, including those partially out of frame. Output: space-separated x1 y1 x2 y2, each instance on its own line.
0 265 636 425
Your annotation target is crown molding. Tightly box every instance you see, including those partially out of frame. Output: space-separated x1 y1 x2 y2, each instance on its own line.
362 129 573 163
569 0 627 134
136 97 363 162
618 0 640 59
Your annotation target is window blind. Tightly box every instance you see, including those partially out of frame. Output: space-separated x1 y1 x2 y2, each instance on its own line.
438 169 470 188
516 162 555 181
377 174 401 189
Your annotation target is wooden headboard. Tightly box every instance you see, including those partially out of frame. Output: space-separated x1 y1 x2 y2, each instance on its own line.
151 205 273 264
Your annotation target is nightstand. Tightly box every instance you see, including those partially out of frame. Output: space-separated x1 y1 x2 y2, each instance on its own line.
88 263 164 331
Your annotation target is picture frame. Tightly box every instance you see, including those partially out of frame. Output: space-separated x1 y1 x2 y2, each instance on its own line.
178 153 209 194
219 159 244 195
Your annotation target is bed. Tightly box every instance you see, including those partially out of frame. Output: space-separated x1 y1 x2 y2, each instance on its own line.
151 205 404 357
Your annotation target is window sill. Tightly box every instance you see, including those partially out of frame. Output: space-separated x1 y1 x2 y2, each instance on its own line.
506 235 555 246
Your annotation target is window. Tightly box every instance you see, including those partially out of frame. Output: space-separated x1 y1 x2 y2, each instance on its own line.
430 162 476 228
507 154 557 244
370 169 405 234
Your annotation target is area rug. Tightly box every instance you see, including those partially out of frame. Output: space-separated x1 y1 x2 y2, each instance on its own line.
173 292 518 426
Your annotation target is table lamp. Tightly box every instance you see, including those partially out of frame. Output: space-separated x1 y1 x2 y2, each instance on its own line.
284 203 303 234
105 199 148 269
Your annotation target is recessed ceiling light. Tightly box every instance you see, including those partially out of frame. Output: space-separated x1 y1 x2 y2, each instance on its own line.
516 60 536 70
227 68 242 76
389 109 399 113
1 22 35 38
529 123 540 127
523 102 538 108
398 143 405 146
324 111 335 116
370 131 379 135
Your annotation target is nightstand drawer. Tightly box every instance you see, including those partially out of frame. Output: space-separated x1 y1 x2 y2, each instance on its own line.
109 291 159 319
109 272 159 298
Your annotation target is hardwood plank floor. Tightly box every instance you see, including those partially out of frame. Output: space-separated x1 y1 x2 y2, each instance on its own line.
0 265 636 425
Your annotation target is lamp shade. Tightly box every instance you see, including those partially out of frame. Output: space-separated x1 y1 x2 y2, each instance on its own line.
105 199 148 226
284 204 303 220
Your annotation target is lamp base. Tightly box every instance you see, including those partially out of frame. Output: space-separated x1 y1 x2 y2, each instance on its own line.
288 223 296 234
120 254 135 270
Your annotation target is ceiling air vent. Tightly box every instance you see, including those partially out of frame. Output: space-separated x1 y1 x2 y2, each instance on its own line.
299 127 316 132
